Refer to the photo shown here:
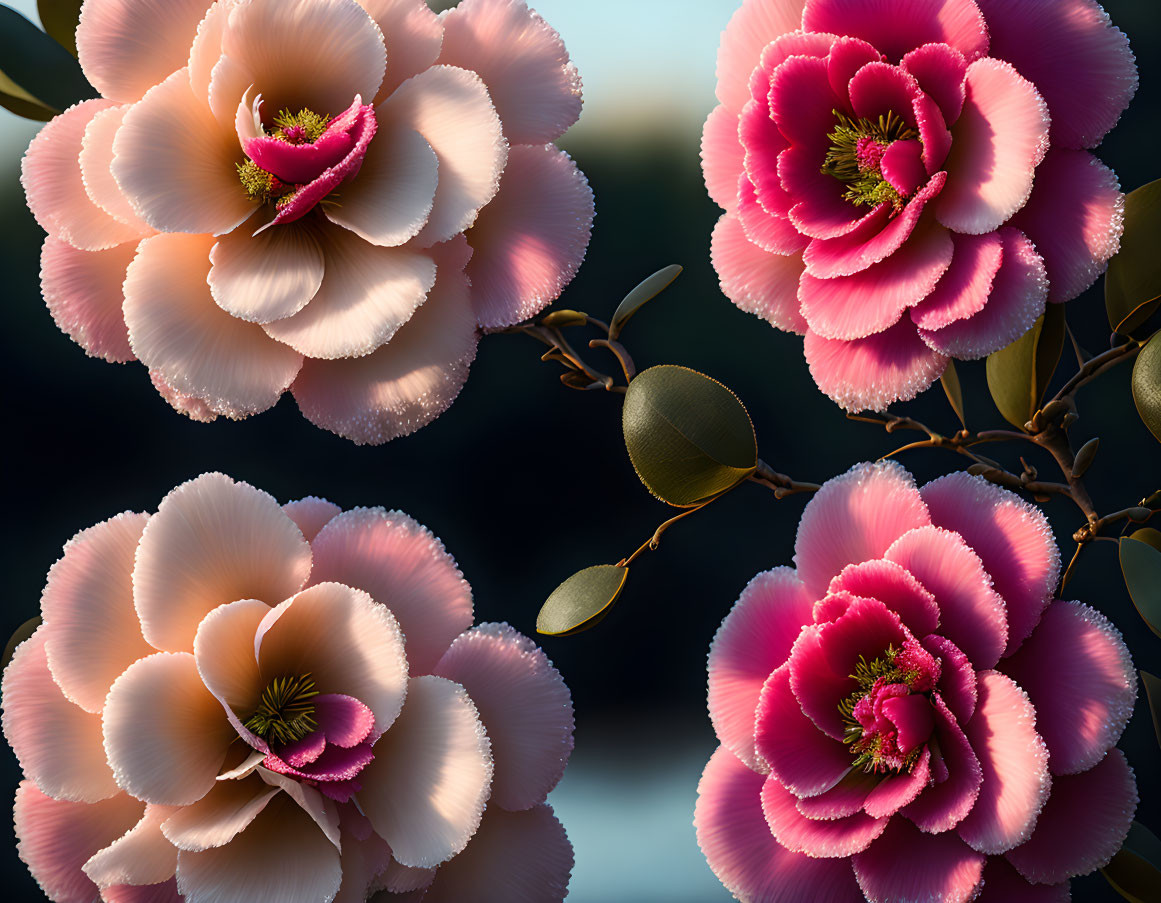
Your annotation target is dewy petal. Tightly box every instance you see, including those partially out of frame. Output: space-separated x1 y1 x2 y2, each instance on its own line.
291 242 478 444
22 99 146 250
437 0 581 144
381 65 508 246
359 676 493 869
124 233 305 419
262 227 436 360
420 804 573 903
852 816 985 903
192 598 270 719
103 653 235 806
76 0 215 102
715 0 812 113
742 172 811 253
709 567 814 771
1004 748 1136 884
703 104 745 212
40 237 138 364
901 43 968 124
1010 148 1124 304
39 511 152 713
975 857 1070 903
161 777 280 852
79 105 155 234
465 144 593 329
112 70 257 236
132 473 311 652
902 693 982 833
361 0 444 99
150 371 220 424
1000 601 1134 775
862 746 931 818
219 0 386 117
14 782 143 903
974 0 1137 149
208 220 325 324
695 746 865 903
282 497 342 542
255 582 409 740
711 213 808 334
2 630 120 802
794 460 931 597
935 59 1050 235
762 776 887 857
188 0 230 104
910 230 1004 331
956 671 1051 854
84 804 180 888
175 793 342 903
923 634 977 724
826 559 940 637
434 623 573 811
802 0 989 63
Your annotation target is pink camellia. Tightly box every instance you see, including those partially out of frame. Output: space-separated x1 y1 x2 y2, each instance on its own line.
703 0 1135 411
2 473 575 902
696 462 1138 902
23 0 594 443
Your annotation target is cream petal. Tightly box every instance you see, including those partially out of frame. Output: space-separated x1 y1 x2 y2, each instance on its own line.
256 767 342 849
112 69 257 236
209 219 325 324
380 65 508 245
124 232 304 419
84 805 180 888
80 105 155 234
193 598 270 717
103 652 235 805
161 777 280 851
2 630 120 802
359 675 493 868
362 0 444 99
102 878 182 903
39 512 152 713
306 508 473 675
255 582 409 739
188 0 231 105
132 473 311 653
262 227 436 359
282 497 342 542
149 370 220 423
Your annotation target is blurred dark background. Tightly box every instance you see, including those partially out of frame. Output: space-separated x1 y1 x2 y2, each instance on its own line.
1 1 1159 900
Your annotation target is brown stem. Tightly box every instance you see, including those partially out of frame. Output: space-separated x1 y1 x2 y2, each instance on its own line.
1049 339 1143 403
1033 427 1099 523
749 460 822 499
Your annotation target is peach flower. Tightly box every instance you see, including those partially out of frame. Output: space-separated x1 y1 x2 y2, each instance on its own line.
2 474 575 902
24 0 594 443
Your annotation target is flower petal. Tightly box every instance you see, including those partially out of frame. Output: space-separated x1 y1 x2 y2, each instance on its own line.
715 0 812 113
359 675 493 869
902 42 968 124
84 804 179 888
902 693 982 832
711 213 807 334
192 598 269 726
909 230 1004 331
703 104 745 212
802 0 989 63
465 144 593 329
282 498 342 542
975 857 1069 903
208 221 325 324
852 816 985 903
437 0 581 144
161 778 279 852
763 776 887 857
40 236 137 364
79 105 155 234
102 879 183 903
862 746 931 818
361 0 444 99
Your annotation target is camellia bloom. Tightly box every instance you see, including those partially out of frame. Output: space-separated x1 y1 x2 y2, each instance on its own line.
23 0 594 443
703 0 1135 411
696 462 1138 902
2 473 575 902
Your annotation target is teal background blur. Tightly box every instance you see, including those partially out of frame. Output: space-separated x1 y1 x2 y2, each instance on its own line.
1 1 1159 900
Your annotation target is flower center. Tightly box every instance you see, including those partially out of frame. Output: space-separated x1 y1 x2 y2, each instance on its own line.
236 107 333 207
838 640 938 773
244 673 320 746
820 109 919 213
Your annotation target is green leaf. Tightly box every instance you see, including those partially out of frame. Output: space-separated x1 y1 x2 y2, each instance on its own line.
540 309 588 329
1102 821 1161 903
0 5 96 121
1 616 41 673
1119 535 1161 639
37 0 82 56
623 365 757 507
1132 528 1161 554
536 565 628 636
1107 180 1161 336
940 360 966 428
985 303 1066 429
609 265 682 339
1132 330 1161 443
1141 670 1161 752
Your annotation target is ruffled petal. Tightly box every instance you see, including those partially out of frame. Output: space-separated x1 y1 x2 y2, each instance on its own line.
361 0 444 99
975 857 1069 903
208 221 325 324
852 816 985 903
762 776 887 857
923 634 977 723
741 173 811 253
102 879 183 903
192 598 269 726
715 0 812 113
902 694 982 832
161 777 280 852
282 498 342 542
711 213 807 334
40 237 136 366
703 104 745 212
79 105 155 234
85 805 179 888
862 746 931 818
826 558 940 637
910 231 1004 331
802 0 989 63
901 43 968 124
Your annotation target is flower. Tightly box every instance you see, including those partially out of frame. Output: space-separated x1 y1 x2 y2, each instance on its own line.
695 462 1138 902
23 0 594 443
702 0 1135 411
2 473 575 902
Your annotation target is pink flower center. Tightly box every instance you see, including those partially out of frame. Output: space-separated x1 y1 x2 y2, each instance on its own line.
819 108 920 213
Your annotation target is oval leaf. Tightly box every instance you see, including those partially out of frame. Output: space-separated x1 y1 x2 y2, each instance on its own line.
940 359 966 428
985 304 1066 430
540 309 588 329
1131 527 1161 554
1132 330 1161 443
623 365 757 507
609 265 682 339
1141 670 1161 753
1107 180 1161 336
1102 821 1161 903
1 615 41 673
0 5 95 120
1119 535 1161 639
38 0 83 56
536 565 628 637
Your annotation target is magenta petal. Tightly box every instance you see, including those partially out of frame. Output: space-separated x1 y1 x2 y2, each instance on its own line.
1004 749 1137 884
827 559 940 638
976 857 1069 903
883 695 935 754
711 213 808 334
798 771 880 820
265 741 375 784
770 55 842 150
695 746 865 903
911 231 1004 331
880 140 926 196
762 776 887 857
102 879 183 903
974 0 1138 149
702 104 744 212
827 37 884 102
755 32 839 103
739 174 810 254
278 731 327 768
803 0 989 63
243 129 356 185
923 634 977 724
852 816 985 903
847 62 920 127
739 98 791 216
902 43 968 124
902 694 982 832
1000 601 1134 776
314 693 376 748
714 0 814 113
913 89 953 174
862 746 930 818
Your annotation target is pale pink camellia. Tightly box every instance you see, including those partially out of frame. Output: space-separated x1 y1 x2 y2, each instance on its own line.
703 0 1136 411
1 473 575 902
23 0 594 443
696 462 1139 902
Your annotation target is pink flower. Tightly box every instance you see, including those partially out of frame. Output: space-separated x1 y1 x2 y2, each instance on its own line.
24 0 594 443
696 462 1138 902
703 0 1135 411
2 474 575 902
